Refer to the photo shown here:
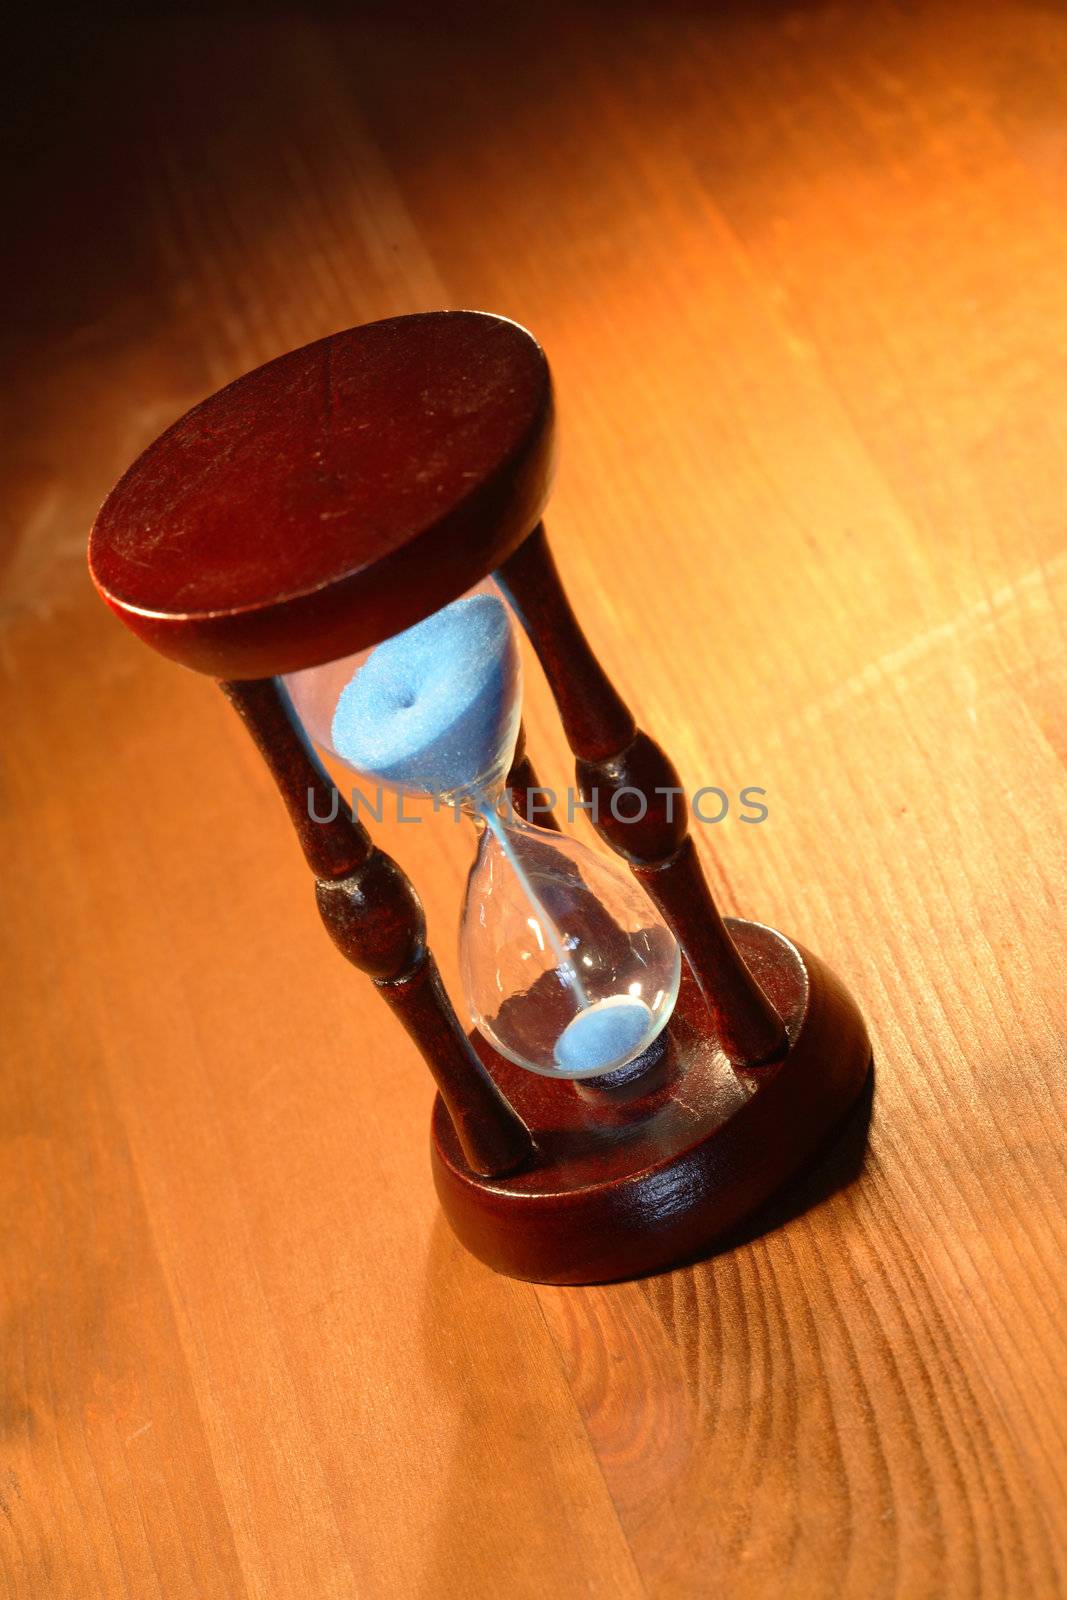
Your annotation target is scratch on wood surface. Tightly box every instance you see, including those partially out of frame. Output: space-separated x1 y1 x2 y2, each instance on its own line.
792 555 1067 733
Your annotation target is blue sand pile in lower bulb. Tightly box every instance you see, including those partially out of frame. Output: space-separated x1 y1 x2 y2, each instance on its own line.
330 593 520 798
552 995 656 1076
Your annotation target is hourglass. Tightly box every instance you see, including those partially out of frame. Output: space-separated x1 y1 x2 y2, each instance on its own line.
89 310 871 1284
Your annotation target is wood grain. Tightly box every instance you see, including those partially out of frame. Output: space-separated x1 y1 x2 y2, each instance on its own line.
2 3 1064 1595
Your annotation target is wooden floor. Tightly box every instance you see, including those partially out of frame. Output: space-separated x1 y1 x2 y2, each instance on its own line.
3 3 1065 1595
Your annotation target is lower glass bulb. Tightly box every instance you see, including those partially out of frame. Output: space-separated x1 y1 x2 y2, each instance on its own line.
460 810 681 1079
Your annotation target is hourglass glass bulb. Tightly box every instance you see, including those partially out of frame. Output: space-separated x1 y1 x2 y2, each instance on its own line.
461 811 681 1080
286 585 682 1082
311 591 521 801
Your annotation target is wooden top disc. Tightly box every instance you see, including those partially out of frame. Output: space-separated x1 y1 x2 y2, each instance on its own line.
88 311 555 678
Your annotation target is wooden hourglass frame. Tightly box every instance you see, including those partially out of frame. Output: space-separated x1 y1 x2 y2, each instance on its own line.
89 311 870 1285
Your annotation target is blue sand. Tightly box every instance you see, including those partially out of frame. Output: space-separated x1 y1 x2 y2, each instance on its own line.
553 995 655 1076
331 594 520 797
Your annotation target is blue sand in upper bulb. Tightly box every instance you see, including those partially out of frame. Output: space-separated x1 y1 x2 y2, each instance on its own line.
331 594 519 796
552 995 655 1077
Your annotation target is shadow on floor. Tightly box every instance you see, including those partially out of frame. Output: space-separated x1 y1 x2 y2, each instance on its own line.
691 1058 877 1269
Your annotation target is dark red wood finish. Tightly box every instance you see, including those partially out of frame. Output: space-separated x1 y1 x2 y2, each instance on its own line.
223 677 532 1178
432 922 871 1284
90 312 554 678
498 523 786 1067
505 722 560 831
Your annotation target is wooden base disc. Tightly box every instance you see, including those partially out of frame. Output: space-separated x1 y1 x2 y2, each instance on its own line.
431 920 871 1284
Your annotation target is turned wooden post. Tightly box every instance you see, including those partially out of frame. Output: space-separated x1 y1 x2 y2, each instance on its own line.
222 677 533 1177
505 721 560 831
497 522 786 1067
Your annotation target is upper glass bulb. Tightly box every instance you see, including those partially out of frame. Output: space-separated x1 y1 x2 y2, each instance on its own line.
287 589 522 801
